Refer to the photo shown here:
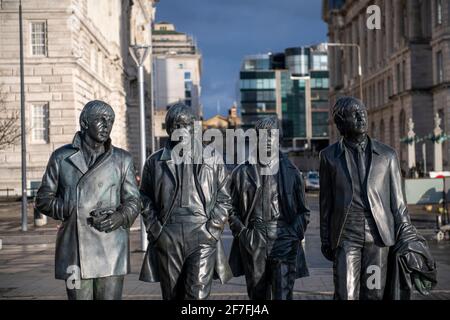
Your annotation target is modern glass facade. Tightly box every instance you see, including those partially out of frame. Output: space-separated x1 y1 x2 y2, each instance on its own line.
281 71 307 139
310 70 329 145
239 45 330 150
240 55 277 128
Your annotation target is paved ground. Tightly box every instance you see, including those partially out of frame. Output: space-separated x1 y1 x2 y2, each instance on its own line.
0 194 449 300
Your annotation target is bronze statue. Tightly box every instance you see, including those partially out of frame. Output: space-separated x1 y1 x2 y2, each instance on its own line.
139 103 232 300
319 96 436 300
228 117 310 300
35 100 141 300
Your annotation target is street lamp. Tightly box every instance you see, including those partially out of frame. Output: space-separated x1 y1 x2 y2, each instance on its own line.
129 44 151 251
19 0 27 232
291 75 312 150
325 42 363 102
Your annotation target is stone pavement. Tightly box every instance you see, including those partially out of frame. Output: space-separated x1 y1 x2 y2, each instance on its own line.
0 194 449 300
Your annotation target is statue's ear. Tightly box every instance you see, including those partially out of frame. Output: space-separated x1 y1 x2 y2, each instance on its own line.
80 118 88 131
335 120 345 136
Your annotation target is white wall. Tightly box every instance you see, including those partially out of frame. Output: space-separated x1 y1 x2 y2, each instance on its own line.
154 55 201 116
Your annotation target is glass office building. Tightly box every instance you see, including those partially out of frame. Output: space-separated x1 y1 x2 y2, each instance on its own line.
239 44 330 151
240 54 277 128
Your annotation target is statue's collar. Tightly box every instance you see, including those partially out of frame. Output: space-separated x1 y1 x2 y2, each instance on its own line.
72 131 112 151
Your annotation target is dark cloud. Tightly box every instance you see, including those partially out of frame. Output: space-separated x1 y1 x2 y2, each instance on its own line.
156 0 327 119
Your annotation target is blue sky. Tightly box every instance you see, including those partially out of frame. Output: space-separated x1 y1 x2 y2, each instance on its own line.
156 0 328 119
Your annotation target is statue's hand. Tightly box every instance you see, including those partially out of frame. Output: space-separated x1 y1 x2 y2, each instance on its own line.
90 209 124 233
321 243 334 262
412 272 433 296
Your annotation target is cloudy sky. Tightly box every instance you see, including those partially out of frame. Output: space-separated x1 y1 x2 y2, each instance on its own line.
156 0 327 119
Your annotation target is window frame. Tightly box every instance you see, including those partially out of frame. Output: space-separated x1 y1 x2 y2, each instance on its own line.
29 21 48 57
30 102 50 144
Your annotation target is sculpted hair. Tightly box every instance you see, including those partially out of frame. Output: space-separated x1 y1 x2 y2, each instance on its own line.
255 116 283 138
332 96 365 131
79 100 115 131
165 102 196 135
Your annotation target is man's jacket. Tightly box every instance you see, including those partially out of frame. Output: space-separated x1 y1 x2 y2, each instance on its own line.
384 223 437 300
319 136 411 250
228 153 310 278
35 132 141 280
139 145 233 284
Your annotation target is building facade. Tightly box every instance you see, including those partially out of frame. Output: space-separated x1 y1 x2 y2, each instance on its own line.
323 0 450 172
0 0 157 194
239 44 330 152
151 22 202 149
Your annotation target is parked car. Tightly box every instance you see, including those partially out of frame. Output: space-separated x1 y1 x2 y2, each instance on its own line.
305 171 320 192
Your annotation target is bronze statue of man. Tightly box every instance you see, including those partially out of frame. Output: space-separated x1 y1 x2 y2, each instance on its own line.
228 117 310 300
319 96 436 300
35 100 141 300
139 103 232 300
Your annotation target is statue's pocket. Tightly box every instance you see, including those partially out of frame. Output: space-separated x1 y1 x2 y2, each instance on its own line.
109 184 117 207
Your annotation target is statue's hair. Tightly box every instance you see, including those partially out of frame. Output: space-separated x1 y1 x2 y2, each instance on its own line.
165 102 196 135
255 116 283 138
332 96 365 128
79 100 114 130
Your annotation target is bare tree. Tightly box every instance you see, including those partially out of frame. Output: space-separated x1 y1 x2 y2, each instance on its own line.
0 92 21 150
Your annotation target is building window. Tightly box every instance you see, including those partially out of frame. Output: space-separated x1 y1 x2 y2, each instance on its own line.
184 72 191 80
312 54 328 71
437 50 444 83
401 1 408 38
403 60 407 90
30 21 47 56
31 103 49 143
389 116 395 147
387 75 393 97
396 63 402 93
380 119 385 143
97 51 103 76
90 47 97 72
436 0 443 25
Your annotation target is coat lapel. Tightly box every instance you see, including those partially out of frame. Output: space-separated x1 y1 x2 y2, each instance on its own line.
67 150 89 175
336 138 354 188
366 137 381 190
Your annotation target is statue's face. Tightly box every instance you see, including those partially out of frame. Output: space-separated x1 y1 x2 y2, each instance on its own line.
169 113 195 137
257 128 278 154
340 104 368 137
85 112 114 143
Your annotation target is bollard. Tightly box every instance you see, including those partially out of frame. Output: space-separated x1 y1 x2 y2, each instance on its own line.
34 207 48 227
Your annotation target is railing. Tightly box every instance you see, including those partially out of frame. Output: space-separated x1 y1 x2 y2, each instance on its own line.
0 188 39 200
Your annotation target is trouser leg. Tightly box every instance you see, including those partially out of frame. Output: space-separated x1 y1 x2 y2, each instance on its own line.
268 258 297 300
183 241 217 300
154 223 185 300
93 275 124 300
66 278 93 300
333 240 362 300
239 228 270 300
359 222 389 300
268 234 299 301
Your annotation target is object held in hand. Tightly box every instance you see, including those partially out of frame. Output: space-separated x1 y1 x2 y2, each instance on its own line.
88 207 116 228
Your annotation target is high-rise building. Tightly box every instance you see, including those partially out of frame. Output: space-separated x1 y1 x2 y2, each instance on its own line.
239 44 330 151
151 22 202 149
0 0 157 194
322 0 450 172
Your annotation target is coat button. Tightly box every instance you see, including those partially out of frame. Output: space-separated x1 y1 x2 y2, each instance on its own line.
98 183 103 188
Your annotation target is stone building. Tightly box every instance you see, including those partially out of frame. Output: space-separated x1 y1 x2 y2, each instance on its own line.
0 0 157 194
323 0 450 172
202 104 242 131
152 22 202 117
